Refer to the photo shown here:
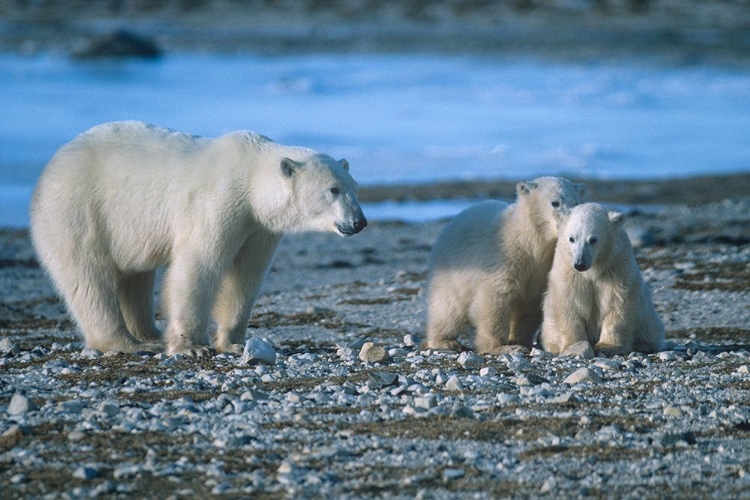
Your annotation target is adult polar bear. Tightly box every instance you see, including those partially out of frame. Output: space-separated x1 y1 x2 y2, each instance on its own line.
31 121 367 356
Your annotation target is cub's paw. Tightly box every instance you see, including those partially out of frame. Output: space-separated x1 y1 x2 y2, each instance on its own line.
215 343 245 355
421 339 463 352
593 342 628 357
167 344 213 358
132 342 164 354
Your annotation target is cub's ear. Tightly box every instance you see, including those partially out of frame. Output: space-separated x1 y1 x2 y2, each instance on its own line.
575 183 587 199
608 211 625 226
517 181 537 196
339 158 349 172
280 158 303 178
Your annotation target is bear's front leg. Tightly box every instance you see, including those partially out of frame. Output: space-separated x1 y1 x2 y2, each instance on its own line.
164 251 221 357
594 315 632 357
213 234 281 354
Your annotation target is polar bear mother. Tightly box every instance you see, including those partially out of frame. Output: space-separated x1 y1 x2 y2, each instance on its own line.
31 121 367 356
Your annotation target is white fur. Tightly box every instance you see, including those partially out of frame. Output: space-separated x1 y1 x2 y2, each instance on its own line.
424 177 586 353
30 121 366 355
540 203 664 356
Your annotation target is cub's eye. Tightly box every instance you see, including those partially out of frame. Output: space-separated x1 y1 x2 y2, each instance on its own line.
589 237 598 245
569 237 575 243
551 201 560 208
330 187 340 195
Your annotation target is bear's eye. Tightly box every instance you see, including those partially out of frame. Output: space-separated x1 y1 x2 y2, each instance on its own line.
551 201 560 208
589 237 598 245
569 237 575 243
329 187 340 196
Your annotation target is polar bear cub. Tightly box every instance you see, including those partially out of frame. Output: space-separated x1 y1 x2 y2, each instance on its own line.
540 203 664 356
424 177 586 353
31 121 366 356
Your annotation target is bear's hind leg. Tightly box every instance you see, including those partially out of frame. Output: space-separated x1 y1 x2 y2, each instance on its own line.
471 287 510 354
61 265 150 353
117 271 162 347
423 283 465 352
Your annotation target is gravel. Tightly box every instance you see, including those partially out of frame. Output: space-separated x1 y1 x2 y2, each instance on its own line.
1 196 749 498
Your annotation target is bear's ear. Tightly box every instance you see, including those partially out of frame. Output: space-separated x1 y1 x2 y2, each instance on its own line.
339 158 349 172
517 181 537 196
280 158 303 178
575 183 587 199
554 207 570 229
608 211 625 226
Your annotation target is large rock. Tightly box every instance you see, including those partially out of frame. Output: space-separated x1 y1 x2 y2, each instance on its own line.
563 367 602 384
240 337 277 366
72 29 162 59
8 393 37 415
359 342 387 363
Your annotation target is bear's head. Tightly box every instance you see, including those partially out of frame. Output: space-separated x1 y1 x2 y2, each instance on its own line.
280 154 367 237
516 176 587 240
557 203 624 272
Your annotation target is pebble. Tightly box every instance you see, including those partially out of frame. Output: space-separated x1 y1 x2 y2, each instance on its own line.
414 394 438 411
73 466 100 480
663 405 683 417
563 367 602 384
240 336 277 365
359 342 387 363
368 372 397 390
403 334 418 347
458 351 484 369
8 393 37 415
479 366 497 377
561 341 595 359
443 468 465 480
80 347 103 359
445 375 463 391
0 337 20 356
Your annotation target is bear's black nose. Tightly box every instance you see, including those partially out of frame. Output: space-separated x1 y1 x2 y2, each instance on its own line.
574 261 589 272
353 217 367 234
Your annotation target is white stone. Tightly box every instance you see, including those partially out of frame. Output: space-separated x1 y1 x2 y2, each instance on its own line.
445 375 463 391
74 466 100 480
403 334 418 347
414 394 437 411
80 347 103 359
479 366 498 377
563 367 602 384
359 342 386 363
458 351 484 369
8 393 37 415
240 336 277 365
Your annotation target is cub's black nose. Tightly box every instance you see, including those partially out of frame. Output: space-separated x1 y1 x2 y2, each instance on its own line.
574 262 589 272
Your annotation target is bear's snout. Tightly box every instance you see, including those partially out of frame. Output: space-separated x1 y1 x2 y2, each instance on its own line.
574 260 590 272
337 215 367 236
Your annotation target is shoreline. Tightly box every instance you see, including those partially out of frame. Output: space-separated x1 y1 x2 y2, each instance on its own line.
2 172 749 230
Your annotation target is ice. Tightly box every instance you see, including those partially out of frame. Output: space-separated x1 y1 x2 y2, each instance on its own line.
1 53 749 226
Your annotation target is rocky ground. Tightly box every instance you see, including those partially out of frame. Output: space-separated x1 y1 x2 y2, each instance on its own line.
1 185 748 499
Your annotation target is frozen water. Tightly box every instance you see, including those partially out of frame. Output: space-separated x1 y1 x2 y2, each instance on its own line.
1 53 749 226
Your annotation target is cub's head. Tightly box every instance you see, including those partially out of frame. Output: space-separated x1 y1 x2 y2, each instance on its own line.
557 203 624 272
516 176 587 238
280 154 367 237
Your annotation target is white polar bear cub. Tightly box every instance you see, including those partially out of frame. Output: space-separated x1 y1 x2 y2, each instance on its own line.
31 121 366 356
540 203 664 356
424 177 586 354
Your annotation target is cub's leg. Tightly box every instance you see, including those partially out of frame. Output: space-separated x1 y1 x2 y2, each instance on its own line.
509 309 542 348
470 285 510 354
423 275 466 352
213 234 281 354
594 315 633 356
117 271 162 345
